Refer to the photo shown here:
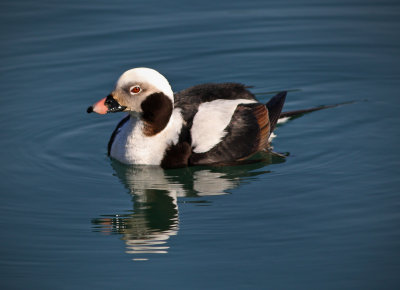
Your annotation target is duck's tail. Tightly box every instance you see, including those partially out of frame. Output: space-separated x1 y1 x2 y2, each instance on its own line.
279 102 351 119
265 91 287 133
266 91 351 132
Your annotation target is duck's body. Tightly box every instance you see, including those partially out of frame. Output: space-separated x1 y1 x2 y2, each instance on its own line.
88 68 286 169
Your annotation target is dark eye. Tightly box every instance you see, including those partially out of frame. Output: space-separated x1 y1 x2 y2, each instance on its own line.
130 86 141 94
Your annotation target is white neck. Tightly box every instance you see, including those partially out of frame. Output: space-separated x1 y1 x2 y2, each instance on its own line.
110 109 184 165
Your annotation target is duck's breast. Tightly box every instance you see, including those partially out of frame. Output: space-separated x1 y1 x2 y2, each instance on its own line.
110 110 184 165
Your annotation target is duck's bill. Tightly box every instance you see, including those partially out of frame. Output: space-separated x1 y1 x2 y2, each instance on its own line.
87 94 127 114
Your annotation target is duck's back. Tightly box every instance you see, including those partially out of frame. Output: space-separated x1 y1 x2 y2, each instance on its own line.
169 83 272 166
174 83 256 123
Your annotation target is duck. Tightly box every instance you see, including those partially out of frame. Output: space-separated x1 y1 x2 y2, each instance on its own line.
87 67 314 169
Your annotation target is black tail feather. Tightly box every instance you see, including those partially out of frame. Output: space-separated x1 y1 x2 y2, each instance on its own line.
266 91 287 133
279 101 353 119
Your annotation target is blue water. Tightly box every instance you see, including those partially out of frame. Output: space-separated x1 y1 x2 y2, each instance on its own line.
1 0 400 289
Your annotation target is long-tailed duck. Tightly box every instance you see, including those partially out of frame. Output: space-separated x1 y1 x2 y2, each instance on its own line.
87 68 319 168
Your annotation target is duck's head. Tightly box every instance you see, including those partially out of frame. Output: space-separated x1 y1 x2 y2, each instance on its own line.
87 67 174 115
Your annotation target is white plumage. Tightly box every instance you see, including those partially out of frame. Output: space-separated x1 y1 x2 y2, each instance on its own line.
110 109 184 165
191 99 256 153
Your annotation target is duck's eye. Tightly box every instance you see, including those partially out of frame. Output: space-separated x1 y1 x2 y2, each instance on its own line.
130 86 141 94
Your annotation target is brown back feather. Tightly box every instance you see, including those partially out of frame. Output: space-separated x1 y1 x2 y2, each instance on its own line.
251 104 270 151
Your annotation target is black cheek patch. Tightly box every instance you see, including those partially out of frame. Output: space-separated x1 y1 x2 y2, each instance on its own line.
140 92 173 136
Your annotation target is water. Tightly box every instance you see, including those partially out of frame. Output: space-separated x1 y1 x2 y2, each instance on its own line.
1 0 400 289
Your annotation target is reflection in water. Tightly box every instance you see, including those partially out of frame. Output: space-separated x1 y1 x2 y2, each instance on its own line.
92 153 285 261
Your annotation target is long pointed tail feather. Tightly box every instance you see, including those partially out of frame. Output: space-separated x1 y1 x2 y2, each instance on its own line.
279 101 353 119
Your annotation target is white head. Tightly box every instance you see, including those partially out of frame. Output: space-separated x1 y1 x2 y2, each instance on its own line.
109 67 173 113
87 67 176 135
117 68 173 99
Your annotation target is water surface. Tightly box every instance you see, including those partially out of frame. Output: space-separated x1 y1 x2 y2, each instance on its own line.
1 0 400 289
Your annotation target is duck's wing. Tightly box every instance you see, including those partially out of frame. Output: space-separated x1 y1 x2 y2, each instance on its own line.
174 83 257 123
189 102 270 166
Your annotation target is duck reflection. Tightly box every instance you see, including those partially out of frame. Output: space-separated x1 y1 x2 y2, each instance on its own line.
92 153 285 260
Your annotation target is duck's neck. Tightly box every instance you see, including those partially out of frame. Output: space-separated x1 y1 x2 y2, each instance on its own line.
138 92 174 136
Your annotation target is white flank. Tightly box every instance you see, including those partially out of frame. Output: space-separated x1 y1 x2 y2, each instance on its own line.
110 109 184 165
191 99 256 153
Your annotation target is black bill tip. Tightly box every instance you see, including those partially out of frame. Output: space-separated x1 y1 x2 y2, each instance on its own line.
87 106 94 113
